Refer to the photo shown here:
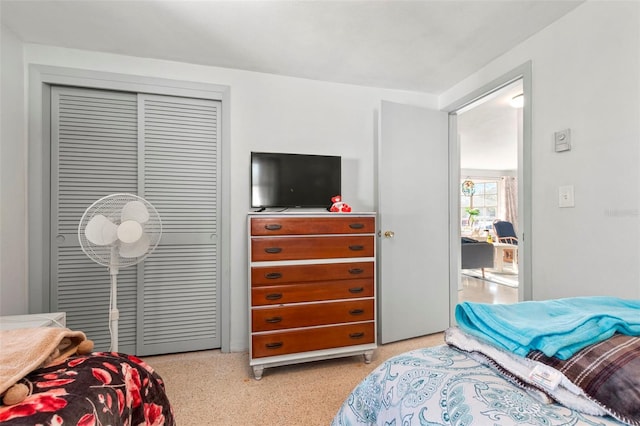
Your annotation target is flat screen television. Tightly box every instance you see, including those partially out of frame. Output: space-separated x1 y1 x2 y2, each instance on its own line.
251 152 341 208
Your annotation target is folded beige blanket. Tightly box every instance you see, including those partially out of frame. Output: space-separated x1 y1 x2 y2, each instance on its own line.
0 327 88 396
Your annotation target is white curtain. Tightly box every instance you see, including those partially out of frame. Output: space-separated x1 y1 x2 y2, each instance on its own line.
503 176 518 232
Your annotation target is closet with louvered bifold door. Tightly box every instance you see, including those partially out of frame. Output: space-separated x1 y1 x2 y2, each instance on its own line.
51 86 221 356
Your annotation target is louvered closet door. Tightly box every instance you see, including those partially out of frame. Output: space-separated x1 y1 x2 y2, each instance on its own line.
51 86 221 356
51 87 139 353
138 94 220 355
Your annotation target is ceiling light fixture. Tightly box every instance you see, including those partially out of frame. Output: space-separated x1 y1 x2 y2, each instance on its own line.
510 94 524 108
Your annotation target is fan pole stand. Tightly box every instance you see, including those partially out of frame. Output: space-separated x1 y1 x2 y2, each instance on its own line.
109 265 120 353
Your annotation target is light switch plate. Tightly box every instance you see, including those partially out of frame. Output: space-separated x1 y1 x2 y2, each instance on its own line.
558 185 574 208
555 129 571 152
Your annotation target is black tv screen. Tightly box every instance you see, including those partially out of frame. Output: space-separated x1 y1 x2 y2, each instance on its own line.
251 152 341 208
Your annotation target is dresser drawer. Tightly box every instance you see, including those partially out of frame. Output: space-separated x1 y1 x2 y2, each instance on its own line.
251 235 374 261
252 299 374 332
251 261 373 286
251 216 375 236
252 322 375 358
251 278 374 306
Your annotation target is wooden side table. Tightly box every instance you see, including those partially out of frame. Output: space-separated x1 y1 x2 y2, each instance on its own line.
492 243 518 273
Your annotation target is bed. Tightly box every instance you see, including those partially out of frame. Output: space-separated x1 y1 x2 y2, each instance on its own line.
333 297 640 426
0 328 174 425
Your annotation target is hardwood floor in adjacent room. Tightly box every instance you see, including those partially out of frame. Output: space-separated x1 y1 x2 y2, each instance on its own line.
458 273 518 304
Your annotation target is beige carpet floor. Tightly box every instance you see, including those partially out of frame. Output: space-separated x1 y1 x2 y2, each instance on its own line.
142 332 444 425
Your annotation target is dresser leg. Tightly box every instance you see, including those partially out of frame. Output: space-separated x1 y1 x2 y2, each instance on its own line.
363 350 373 364
252 365 264 380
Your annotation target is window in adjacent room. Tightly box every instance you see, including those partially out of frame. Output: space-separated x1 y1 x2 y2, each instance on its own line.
460 179 499 232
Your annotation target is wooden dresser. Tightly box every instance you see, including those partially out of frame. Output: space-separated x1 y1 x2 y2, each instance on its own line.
248 213 377 379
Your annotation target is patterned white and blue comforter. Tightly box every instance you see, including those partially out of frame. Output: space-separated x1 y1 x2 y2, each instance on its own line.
332 345 624 426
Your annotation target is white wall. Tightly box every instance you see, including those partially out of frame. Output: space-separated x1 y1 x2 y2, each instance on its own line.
0 26 28 315
0 41 436 351
443 1 640 300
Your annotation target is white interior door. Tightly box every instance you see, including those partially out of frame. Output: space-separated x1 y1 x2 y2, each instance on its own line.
378 100 450 344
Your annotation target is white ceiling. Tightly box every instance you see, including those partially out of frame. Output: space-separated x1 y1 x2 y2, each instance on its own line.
1 0 580 171
458 80 523 171
1 0 582 94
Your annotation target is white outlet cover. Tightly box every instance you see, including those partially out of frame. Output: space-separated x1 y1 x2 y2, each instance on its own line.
558 185 575 208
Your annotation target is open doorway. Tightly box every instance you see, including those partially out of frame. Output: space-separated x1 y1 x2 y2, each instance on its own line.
457 80 522 305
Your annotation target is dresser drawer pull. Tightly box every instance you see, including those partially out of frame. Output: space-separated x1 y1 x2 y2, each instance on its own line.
349 309 365 316
264 224 282 231
348 287 364 293
265 316 283 323
265 342 283 349
265 272 283 279
348 268 364 275
348 223 365 229
349 332 365 339
348 245 365 251
265 247 282 254
265 293 283 300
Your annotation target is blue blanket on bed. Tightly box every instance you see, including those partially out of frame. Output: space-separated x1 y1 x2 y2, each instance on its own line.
455 296 640 359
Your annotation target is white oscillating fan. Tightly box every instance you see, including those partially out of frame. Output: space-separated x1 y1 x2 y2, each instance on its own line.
78 193 162 351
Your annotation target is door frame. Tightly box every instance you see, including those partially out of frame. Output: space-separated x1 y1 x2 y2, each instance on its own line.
443 62 532 323
27 65 232 352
